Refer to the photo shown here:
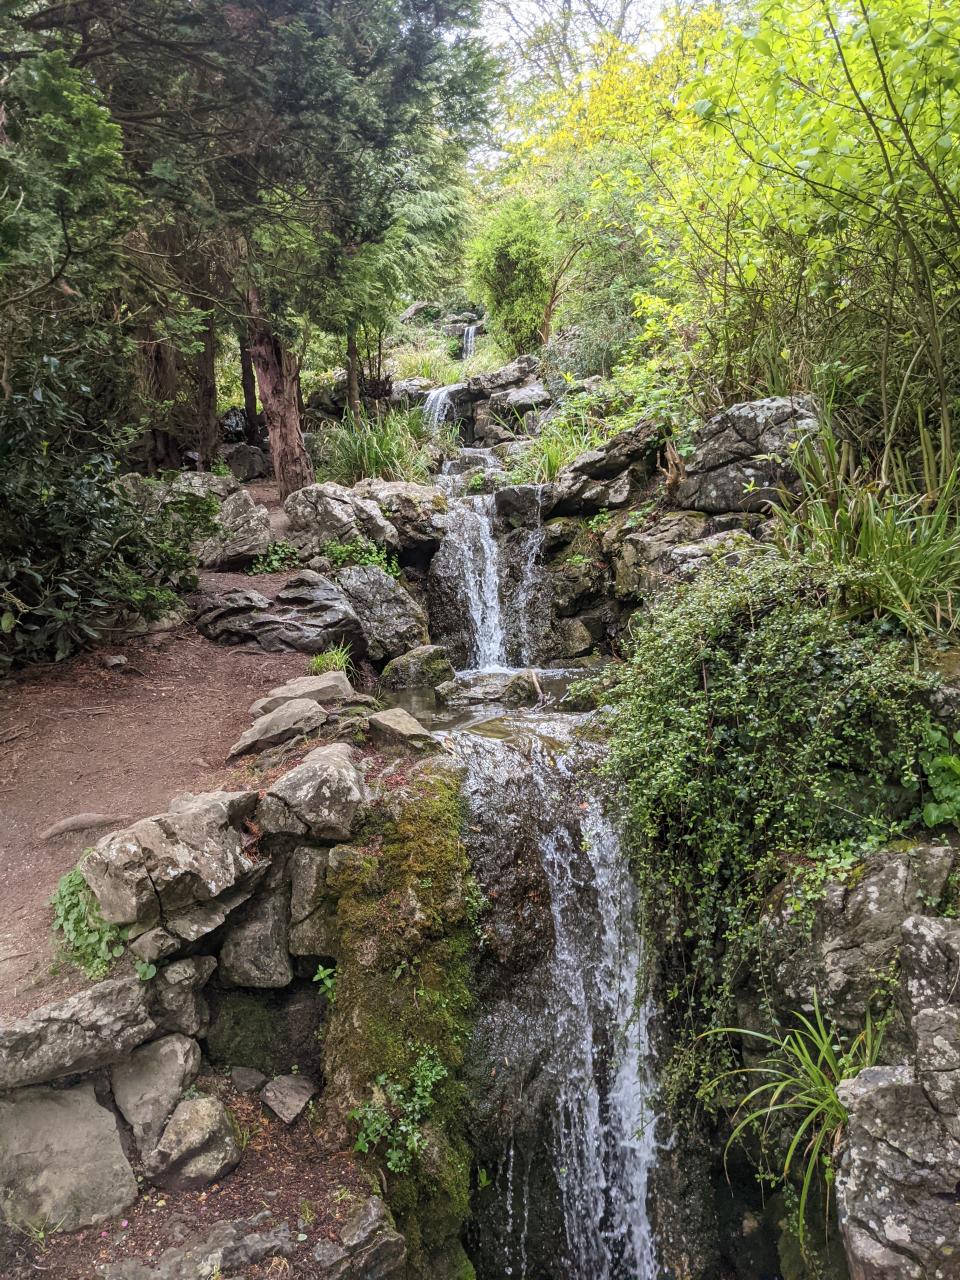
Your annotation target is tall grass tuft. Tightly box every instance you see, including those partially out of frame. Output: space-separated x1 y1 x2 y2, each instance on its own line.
774 425 960 643
312 408 456 486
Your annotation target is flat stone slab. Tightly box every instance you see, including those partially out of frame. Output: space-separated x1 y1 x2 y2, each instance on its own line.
368 707 434 750
229 698 327 758
260 1073 317 1124
249 671 365 717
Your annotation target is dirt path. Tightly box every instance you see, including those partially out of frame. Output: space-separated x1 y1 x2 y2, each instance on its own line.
0 604 306 1019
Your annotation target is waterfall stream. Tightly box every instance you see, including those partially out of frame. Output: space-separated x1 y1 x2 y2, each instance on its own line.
463 323 479 358
452 723 659 1279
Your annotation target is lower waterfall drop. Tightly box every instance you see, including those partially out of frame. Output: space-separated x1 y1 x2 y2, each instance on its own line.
453 722 658 1280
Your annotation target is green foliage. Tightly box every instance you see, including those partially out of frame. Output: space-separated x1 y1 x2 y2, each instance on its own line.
710 998 883 1244
919 725 960 829
351 1047 448 1173
313 963 337 999
468 194 557 355
313 409 450 486
308 644 354 677
0 365 217 671
50 867 125 980
320 538 400 580
249 541 300 575
602 553 937 1106
774 427 960 643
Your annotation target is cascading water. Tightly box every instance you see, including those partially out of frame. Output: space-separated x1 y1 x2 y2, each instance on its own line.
442 495 507 668
423 385 455 427
463 323 479 358
453 721 659 1279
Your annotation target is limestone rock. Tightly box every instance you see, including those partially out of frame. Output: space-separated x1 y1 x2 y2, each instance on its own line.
228 697 327 758
311 1196 406 1279
150 956 217 1038
84 792 264 942
0 976 156 1089
99 1213 293 1280
368 707 434 750
436 670 539 707
129 926 179 965
249 670 362 717
258 744 367 840
195 489 271 569
111 1033 201 1152
548 423 658 516
380 644 455 690
605 510 710 600
221 442 270 482
466 355 539 399
284 482 399 555
836 1065 960 1280
231 1066 267 1093
260 1073 317 1124
676 395 818 514
0 1083 138 1231
219 889 293 989
194 578 364 655
145 1096 240 1191
288 845 357 957
352 479 447 552
334 564 428 661
172 471 238 501
489 380 551 422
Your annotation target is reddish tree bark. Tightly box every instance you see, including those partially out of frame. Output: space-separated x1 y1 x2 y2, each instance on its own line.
195 311 219 469
245 289 314 499
239 336 260 445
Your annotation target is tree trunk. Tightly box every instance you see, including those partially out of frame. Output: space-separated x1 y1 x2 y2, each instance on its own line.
346 324 362 422
245 291 314 499
239 336 260 446
195 311 218 469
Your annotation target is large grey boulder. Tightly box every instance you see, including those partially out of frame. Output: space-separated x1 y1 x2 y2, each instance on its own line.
604 510 711 600
353 479 447 552
144 1096 240 1191
249 670 361 717
111 1033 201 1153
436 670 539 707
0 976 156 1089
172 471 239 501
219 889 293 988
335 564 428 661
100 1213 294 1280
466 355 539 399
150 956 217 1038
0 1083 138 1231
311 1196 406 1279
837 1065 960 1280
194 581 364 655
380 644 455 690
221 442 270 482
284 482 399 555
368 707 434 750
228 697 327 758
548 422 659 516
288 846 343 957
488 381 551 423
675 395 818 514
195 489 271 569
84 791 264 942
258 744 367 840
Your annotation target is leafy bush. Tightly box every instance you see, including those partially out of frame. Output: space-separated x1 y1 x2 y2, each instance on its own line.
250 541 300 574
774 426 960 643
321 538 400 579
469 193 557 355
308 643 354 676
50 866 125 980
711 999 883 1243
351 1047 448 1173
0 367 216 671
313 408 453 486
601 554 938 1106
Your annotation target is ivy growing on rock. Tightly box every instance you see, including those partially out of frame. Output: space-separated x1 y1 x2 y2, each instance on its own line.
601 553 941 1108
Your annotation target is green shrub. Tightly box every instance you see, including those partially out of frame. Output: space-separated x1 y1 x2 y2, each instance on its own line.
308 643 354 676
50 866 125 980
774 426 960 643
249 540 300 574
352 1047 448 1173
601 553 938 1106
0 366 217 672
313 408 453 486
321 537 400 579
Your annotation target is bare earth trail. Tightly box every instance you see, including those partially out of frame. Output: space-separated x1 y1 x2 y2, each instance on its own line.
0 569 304 1019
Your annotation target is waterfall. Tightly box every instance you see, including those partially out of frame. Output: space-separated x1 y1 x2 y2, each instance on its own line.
443 495 507 668
454 721 659 1279
463 324 478 358
423 386 455 428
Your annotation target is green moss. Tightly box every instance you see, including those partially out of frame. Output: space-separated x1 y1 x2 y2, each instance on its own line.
206 992 286 1076
323 767 477 1278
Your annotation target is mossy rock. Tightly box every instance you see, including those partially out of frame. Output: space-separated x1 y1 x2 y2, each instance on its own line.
205 985 324 1077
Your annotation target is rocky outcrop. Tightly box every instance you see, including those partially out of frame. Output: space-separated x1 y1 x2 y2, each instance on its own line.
100 1212 294 1280
0 1082 138 1230
380 644 455 690
194 576 364 655
311 1196 406 1279
352 479 447 553
257 743 368 841
219 888 293 988
195 490 271 569
84 790 263 943
334 564 428 661
144 1095 241 1191
111 1033 201 1153
547 422 659 516
0 975 156 1088
221 442 270 481
436 669 539 707
675 395 818 513
284 482 399 556
228 697 327 757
